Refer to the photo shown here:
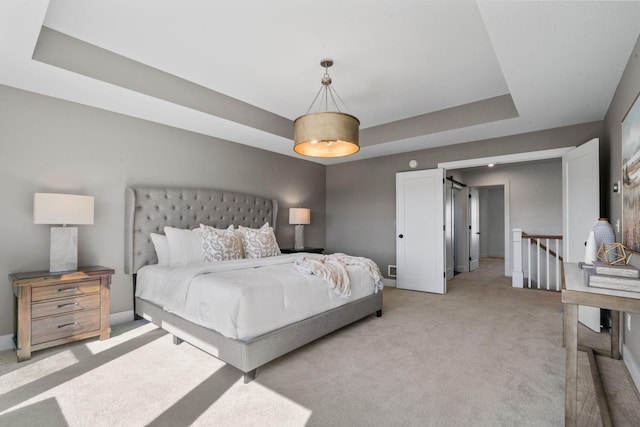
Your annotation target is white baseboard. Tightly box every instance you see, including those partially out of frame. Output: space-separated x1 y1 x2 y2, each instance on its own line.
623 344 640 393
110 310 134 325
0 310 136 352
0 334 14 351
383 278 396 288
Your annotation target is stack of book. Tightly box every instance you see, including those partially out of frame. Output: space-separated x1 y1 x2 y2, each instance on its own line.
584 261 640 292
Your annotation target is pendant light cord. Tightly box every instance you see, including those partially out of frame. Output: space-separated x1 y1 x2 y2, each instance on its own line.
304 68 352 115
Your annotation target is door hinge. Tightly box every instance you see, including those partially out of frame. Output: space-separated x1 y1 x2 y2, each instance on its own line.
443 224 446 231
444 272 446 278
468 225 472 230
469 257 472 261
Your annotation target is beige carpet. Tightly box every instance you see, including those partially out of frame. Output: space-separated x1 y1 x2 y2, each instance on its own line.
1 258 638 426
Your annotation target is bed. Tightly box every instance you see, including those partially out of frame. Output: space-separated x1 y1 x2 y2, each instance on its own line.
124 186 383 382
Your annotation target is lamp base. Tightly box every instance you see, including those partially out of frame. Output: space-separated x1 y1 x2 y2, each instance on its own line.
50 226 78 272
294 225 305 250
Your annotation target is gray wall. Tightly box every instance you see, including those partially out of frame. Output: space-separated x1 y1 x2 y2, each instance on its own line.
460 160 563 235
0 84 325 337
326 122 603 277
603 35 640 372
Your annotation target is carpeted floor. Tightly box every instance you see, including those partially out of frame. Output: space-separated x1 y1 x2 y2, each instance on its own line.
1 258 638 426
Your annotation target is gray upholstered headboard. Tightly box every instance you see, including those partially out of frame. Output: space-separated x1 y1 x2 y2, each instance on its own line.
124 187 278 274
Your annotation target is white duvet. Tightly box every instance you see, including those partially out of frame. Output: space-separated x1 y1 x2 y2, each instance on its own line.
136 253 382 341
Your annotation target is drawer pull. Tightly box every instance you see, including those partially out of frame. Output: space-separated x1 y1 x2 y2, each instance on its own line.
57 302 79 309
57 287 79 293
57 322 78 329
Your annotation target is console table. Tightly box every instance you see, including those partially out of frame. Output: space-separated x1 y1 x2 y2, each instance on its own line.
562 262 640 426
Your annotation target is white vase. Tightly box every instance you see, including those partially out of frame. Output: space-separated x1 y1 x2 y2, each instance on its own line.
593 218 616 262
584 231 597 264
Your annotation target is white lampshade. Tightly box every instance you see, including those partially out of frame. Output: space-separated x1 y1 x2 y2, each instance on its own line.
34 193 94 272
289 208 311 225
34 193 94 225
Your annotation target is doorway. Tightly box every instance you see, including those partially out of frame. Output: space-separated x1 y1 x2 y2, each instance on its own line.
450 182 505 276
477 186 505 260
439 147 573 277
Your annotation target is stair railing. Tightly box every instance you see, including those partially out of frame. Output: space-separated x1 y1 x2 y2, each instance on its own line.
512 228 563 291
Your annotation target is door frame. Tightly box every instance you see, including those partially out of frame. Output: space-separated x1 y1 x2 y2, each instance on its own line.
454 186 470 273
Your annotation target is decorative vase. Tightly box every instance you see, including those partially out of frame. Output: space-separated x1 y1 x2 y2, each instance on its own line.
593 218 616 262
584 231 597 264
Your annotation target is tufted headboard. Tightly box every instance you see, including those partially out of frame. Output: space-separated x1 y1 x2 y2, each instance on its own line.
124 186 278 274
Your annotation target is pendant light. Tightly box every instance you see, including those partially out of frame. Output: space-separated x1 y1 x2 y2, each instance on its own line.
293 59 360 157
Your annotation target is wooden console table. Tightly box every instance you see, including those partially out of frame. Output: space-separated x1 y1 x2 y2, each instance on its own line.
562 262 640 427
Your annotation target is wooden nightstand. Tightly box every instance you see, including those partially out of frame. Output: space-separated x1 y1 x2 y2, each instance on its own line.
10 266 114 362
280 247 324 254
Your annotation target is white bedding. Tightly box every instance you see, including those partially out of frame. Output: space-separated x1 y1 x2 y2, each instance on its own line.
136 253 381 341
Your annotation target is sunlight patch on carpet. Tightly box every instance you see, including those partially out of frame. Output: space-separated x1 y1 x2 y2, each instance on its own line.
202 381 312 427
0 349 79 394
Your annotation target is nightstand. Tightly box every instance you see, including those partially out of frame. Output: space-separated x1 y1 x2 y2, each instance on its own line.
10 266 114 362
280 247 324 254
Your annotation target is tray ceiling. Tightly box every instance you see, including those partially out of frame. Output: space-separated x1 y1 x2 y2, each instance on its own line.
2 0 640 164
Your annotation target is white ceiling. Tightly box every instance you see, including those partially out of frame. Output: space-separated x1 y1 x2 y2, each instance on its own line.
2 0 640 164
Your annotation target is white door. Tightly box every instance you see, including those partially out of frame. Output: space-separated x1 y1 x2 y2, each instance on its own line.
469 187 480 271
396 169 446 294
563 138 600 332
454 187 470 273
445 179 455 280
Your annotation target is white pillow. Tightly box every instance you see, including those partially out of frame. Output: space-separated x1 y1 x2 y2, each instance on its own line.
237 223 281 259
164 226 204 267
150 233 170 266
200 224 244 262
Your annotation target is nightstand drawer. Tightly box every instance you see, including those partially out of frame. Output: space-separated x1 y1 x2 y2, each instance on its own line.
31 279 101 302
31 309 101 345
31 293 101 319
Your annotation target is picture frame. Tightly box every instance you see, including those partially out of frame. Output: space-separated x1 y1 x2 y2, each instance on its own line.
622 92 640 252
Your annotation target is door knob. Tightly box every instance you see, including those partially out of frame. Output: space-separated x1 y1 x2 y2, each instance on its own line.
398 234 404 238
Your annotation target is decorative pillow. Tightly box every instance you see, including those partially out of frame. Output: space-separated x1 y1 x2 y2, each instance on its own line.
200 224 244 262
150 233 170 266
164 226 204 267
237 223 281 259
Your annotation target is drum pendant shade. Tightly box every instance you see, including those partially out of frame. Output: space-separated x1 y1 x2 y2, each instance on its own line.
293 112 360 157
293 59 359 158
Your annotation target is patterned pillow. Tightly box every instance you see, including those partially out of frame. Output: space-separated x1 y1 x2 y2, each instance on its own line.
200 224 244 262
237 223 281 259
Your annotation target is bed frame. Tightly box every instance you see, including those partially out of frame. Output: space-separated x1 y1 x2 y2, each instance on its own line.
124 186 383 382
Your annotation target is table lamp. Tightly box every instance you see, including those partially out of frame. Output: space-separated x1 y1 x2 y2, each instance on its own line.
289 208 311 250
34 193 94 272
